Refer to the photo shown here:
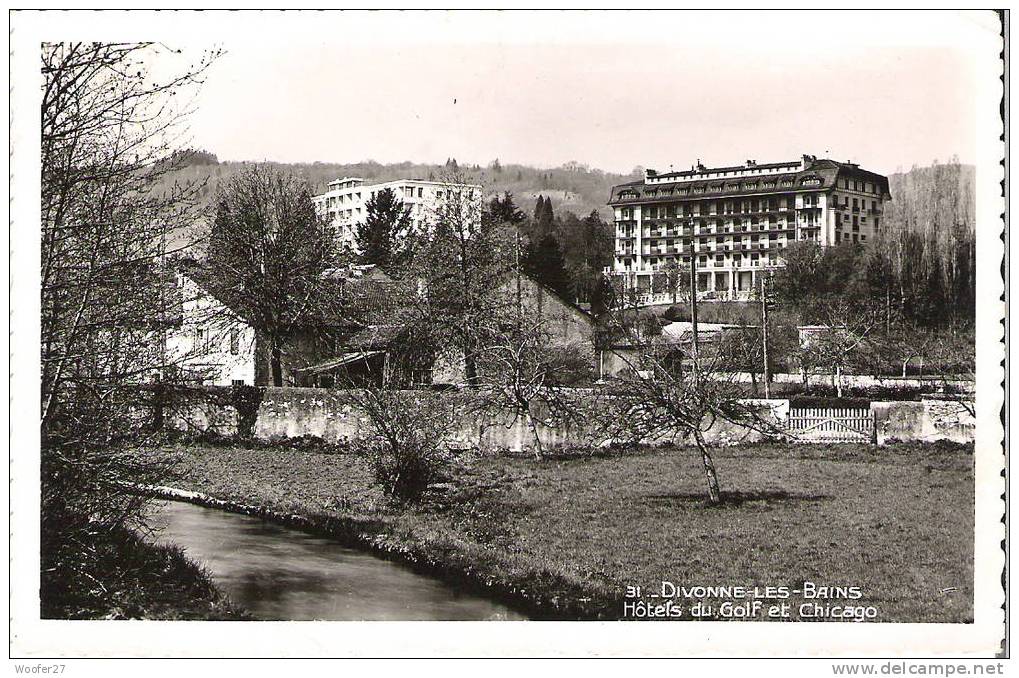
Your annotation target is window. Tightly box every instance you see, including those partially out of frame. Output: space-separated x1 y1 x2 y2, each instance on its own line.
418 187 424 198
229 328 239 355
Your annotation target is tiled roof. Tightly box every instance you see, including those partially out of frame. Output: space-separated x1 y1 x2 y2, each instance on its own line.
178 261 415 329
339 324 407 351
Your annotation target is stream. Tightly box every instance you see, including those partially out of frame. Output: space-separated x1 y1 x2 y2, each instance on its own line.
149 500 526 621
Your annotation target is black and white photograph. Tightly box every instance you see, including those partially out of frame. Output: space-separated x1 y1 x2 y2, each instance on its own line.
8 8 1007 662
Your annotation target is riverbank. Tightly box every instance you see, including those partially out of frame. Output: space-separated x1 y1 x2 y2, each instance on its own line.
165 440 974 622
41 525 248 620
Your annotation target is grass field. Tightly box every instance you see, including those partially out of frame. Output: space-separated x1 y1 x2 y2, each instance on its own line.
170 440 973 622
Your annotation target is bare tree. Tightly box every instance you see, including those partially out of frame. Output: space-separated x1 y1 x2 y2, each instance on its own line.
203 165 346 386
471 307 595 459
801 298 882 397
879 325 938 378
594 297 780 505
346 387 471 503
39 42 220 616
405 169 513 385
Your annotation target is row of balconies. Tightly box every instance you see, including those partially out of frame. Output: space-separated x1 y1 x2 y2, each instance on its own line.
619 240 791 257
614 258 779 271
619 226 819 244
638 236 789 248
620 222 795 236
831 205 884 215
619 197 887 221
641 205 796 219
621 215 826 231
626 202 836 220
632 223 798 237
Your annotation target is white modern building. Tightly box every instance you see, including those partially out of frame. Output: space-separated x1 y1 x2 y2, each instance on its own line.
606 155 892 304
312 177 480 251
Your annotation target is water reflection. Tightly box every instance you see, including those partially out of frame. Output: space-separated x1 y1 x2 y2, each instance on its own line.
149 500 526 621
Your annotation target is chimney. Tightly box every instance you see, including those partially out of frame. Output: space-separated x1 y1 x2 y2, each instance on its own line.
746 159 756 167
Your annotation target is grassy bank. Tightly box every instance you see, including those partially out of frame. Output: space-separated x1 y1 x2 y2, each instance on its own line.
170 441 973 622
41 525 248 620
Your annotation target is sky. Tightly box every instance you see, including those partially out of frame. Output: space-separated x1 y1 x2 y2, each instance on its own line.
171 10 997 176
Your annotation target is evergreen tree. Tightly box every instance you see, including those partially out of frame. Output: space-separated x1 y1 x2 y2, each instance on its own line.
522 232 572 300
533 195 555 238
541 195 555 225
354 187 412 271
486 191 526 226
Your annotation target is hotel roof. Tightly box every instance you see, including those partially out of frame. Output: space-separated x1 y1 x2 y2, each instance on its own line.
608 157 890 206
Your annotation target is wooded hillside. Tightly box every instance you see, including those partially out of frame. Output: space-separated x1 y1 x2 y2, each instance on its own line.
157 152 632 221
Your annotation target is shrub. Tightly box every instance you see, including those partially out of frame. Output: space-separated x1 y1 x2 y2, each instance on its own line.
350 389 469 503
230 384 265 437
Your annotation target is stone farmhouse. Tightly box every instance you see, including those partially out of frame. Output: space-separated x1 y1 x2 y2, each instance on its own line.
166 264 598 388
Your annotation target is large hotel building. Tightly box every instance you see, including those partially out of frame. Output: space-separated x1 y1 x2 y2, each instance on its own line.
607 154 892 302
313 177 479 251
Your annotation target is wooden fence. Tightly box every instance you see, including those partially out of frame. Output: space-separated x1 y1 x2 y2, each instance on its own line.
785 407 875 443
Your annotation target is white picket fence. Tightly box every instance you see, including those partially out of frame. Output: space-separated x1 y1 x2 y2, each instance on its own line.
785 407 875 443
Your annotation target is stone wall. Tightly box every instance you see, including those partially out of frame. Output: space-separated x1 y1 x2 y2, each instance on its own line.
147 386 241 437
165 387 974 450
869 399 975 444
253 387 368 442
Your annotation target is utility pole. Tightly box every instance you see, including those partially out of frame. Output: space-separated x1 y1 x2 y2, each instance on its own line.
760 269 771 399
689 250 699 385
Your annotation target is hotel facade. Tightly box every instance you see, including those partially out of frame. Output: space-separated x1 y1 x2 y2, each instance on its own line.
607 155 892 303
312 177 479 252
